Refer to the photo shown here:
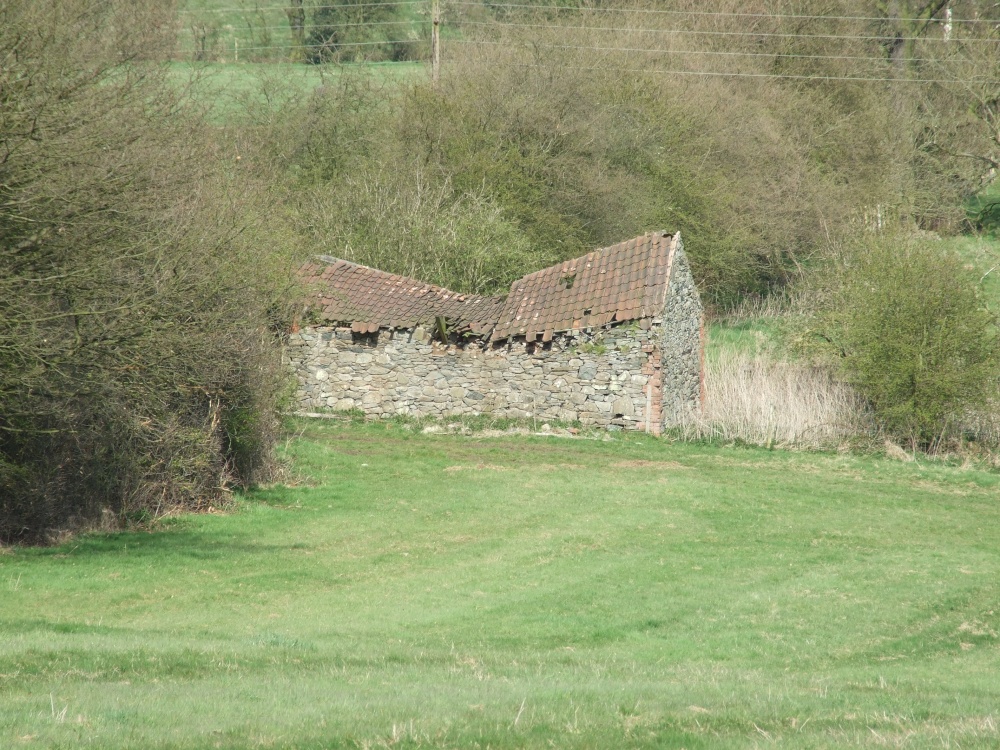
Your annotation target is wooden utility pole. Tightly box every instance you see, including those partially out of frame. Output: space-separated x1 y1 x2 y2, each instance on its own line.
431 0 441 84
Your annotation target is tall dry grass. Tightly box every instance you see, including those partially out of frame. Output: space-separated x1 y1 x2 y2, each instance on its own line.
681 350 872 449
944 406 1000 455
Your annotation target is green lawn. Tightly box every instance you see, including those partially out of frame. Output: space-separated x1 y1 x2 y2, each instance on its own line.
705 319 781 362
2 420 1000 748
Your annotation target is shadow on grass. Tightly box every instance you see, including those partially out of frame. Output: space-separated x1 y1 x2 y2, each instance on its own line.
12 524 301 562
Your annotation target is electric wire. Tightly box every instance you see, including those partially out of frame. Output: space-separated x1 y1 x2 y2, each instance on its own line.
183 36 986 84
177 19 421 32
177 1 425 13
447 1 994 25
455 19 1000 45
217 39 422 51
494 59 985 84
448 37 952 65
178 0 995 27
172 1 997 83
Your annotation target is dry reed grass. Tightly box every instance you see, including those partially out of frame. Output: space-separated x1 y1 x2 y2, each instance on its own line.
681 349 872 449
949 404 1000 455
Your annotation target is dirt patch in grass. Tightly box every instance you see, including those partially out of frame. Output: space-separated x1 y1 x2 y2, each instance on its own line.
611 460 687 470
444 463 586 472
443 464 509 472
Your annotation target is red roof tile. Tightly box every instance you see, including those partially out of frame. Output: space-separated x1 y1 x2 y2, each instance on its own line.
299 232 679 341
489 232 678 342
298 258 505 335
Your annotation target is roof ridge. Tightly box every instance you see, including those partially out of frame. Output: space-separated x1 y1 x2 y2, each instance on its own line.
302 233 677 339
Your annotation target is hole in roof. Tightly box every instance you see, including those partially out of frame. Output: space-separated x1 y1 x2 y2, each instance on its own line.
560 273 576 290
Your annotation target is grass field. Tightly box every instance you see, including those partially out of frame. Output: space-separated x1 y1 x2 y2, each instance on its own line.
2 420 1000 748
175 0 430 63
944 235 1000 311
167 60 423 120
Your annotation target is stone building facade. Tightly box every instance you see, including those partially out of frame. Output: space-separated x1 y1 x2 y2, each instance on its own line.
287 232 703 434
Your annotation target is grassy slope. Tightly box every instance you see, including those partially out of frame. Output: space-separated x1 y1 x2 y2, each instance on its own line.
2 421 999 748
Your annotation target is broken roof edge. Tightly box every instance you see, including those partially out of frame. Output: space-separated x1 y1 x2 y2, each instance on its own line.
307 255 492 302
298 255 507 338
298 232 687 342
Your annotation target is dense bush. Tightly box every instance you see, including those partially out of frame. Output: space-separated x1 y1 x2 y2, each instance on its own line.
268 62 794 302
795 234 1000 448
0 0 296 543
257 1 974 306
307 0 422 63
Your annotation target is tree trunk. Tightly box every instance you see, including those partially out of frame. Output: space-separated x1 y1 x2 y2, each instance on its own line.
286 0 305 62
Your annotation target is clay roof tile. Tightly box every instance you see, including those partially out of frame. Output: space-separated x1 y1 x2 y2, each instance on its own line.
488 232 678 343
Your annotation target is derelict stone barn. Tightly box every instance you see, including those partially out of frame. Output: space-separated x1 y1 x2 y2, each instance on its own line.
286 232 703 434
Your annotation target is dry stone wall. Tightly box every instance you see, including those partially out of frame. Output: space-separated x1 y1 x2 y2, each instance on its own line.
287 324 670 431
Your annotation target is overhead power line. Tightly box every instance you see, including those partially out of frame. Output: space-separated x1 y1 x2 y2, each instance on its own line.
447 38 950 66
177 19 421 32
448 1 994 25
171 1 997 83
188 36 983 84
177 1 425 14
228 39 420 51
495 59 984 85
455 19 1000 45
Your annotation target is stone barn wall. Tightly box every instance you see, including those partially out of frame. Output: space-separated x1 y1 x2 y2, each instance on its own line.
287 323 668 431
287 231 704 433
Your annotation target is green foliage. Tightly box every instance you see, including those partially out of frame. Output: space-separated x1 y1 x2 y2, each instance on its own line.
387 67 772 303
0 0 296 543
268 60 769 301
967 188 1000 234
307 0 421 63
304 170 547 295
260 6 962 306
797 233 1000 447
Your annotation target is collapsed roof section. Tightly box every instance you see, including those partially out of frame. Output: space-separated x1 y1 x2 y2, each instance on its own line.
298 256 506 336
298 232 681 343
